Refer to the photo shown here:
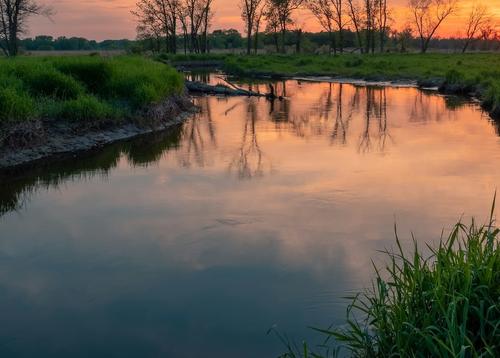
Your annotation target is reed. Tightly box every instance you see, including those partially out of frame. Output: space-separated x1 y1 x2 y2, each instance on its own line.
277 200 500 357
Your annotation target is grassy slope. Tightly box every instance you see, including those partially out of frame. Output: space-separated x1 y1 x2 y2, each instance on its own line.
0 56 184 125
163 53 500 117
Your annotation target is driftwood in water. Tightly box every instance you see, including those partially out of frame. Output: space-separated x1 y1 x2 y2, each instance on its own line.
185 79 281 99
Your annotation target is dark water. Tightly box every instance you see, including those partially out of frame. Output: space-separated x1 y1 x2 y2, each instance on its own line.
1 79 500 357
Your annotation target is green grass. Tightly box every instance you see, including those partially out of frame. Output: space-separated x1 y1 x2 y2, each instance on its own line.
162 53 500 117
277 203 500 357
217 53 499 81
0 56 184 124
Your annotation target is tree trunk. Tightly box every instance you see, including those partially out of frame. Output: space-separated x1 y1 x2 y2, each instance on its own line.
247 24 252 55
9 26 18 56
295 29 302 53
172 18 177 54
253 31 259 54
331 32 337 55
281 28 286 53
421 37 428 53
338 29 344 53
462 39 471 53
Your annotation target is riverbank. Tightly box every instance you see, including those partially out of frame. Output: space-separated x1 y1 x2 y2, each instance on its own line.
0 56 194 169
0 96 194 170
161 53 500 119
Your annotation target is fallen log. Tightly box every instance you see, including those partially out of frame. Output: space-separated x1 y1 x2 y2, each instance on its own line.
185 80 281 99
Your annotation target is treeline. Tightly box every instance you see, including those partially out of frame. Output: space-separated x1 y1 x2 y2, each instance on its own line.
137 28 500 54
17 30 500 54
19 36 133 52
131 0 499 55
2 0 500 57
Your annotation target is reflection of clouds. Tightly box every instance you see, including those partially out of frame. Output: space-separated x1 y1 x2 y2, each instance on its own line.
0 128 182 217
1 80 500 357
176 97 217 168
228 98 273 179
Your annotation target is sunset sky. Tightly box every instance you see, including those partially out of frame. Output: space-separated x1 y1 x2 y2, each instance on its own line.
29 0 500 41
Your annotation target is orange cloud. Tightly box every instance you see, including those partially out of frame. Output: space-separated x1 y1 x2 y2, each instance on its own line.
28 0 500 40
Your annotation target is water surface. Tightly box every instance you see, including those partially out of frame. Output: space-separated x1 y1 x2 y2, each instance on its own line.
1 79 499 357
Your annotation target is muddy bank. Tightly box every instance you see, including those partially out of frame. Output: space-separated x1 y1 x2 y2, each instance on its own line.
0 95 196 171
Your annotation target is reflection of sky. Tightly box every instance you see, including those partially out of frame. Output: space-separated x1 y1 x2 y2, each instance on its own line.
1 82 500 357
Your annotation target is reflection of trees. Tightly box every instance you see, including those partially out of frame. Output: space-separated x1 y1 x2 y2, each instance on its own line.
264 82 394 151
123 125 183 166
177 97 217 168
408 90 465 123
268 81 291 122
358 87 392 153
492 120 500 136
409 91 434 122
331 84 354 145
185 71 212 83
410 90 498 135
228 98 272 179
0 128 183 217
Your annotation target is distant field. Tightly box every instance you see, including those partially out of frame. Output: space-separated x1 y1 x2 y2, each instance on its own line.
23 50 126 57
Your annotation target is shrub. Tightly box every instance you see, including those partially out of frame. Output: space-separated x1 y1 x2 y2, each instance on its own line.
107 58 184 108
19 66 83 100
48 95 117 122
55 59 113 93
0 87 36 122
445 69 465 84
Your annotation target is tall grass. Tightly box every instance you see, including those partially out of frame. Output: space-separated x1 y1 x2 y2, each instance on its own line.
0 56 184 124
277 202 500 357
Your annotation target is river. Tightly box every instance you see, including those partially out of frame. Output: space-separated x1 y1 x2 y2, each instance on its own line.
0 77 499 357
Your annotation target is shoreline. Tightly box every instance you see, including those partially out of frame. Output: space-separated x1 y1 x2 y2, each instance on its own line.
0 95 196 172
0 71 494 172
220 68 492 116
166 54 499 120
237 72 496 119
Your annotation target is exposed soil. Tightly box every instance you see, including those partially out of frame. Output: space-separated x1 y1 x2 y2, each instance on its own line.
0 95 196 171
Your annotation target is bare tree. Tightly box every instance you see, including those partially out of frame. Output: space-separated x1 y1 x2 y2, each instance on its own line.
132 0 179 53
307 0 336 53
0 0 53 56
241 0 264 54
479 24 499 51
396 26 413 52
331 0 345 52
136 22 163 52
306 0 344 53
200 0 214 53
264 0 281 52
364 0 376 53
375 0 389 52
409 0 458 53
253 5 265 53
345 0 364 52
462 2 489 53
177 0 214 53
266 0 303 53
